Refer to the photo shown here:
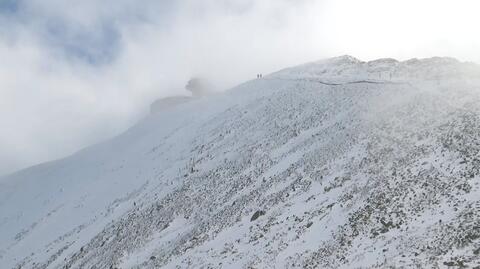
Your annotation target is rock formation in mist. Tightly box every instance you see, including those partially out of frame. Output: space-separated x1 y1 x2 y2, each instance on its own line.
150 77 213 114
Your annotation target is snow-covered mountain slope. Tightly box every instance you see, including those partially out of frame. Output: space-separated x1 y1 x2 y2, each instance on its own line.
2 56 480 269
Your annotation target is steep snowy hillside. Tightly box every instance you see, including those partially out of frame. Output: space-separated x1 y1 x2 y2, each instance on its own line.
1 56 480 269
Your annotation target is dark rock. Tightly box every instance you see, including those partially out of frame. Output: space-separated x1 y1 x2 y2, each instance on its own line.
250 210 266 222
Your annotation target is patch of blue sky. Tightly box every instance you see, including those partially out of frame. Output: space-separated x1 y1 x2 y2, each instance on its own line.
0 0 19 14
44 19 122 65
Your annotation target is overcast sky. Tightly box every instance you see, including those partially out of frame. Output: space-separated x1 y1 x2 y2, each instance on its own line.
1 0 480 176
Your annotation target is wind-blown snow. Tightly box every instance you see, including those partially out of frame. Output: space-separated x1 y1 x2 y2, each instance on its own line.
1 56 480 268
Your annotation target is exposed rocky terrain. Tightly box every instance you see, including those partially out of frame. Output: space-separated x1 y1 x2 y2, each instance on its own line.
1 56 480 268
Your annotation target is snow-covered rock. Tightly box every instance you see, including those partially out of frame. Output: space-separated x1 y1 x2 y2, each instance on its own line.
1 56 480 269
150 96 192 114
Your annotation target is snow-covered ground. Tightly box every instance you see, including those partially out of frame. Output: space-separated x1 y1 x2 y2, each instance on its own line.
1 56 480 268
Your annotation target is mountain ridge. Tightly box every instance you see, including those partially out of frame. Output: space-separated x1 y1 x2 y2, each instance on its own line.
1 56 480 268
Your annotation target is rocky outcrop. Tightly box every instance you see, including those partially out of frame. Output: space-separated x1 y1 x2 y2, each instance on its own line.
150 96 192 114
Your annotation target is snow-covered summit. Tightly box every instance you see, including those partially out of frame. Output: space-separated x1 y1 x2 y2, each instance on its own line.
1 56 480 269
321 55 363 65
271 55 480 83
